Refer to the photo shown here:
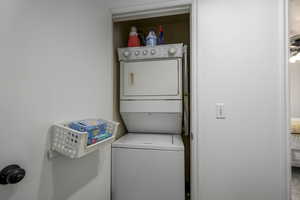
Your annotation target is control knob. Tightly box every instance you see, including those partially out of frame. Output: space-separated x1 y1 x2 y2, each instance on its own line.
123 51 131 57
168 48 177 55
150 49 156 55
143 50 148 55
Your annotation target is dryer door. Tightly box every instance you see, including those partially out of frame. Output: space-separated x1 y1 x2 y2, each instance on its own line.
120 59 182 100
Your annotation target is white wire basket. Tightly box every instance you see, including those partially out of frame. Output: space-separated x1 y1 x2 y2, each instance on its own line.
51 119 119 158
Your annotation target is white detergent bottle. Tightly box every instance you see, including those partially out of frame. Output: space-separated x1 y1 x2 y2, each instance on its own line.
146 30 157 46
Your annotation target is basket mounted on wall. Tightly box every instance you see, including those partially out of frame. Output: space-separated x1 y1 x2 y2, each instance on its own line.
51 119 119 158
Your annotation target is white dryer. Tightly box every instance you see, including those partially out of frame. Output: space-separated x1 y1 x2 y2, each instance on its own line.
118 43 185 134
112 133 185 200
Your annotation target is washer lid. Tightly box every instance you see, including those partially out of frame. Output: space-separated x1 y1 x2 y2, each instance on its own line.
112 133 184 151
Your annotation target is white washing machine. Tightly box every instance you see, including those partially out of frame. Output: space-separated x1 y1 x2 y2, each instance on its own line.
112 44 188 200
112 133 185 200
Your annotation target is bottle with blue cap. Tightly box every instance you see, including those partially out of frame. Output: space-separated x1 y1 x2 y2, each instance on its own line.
146 30 157 46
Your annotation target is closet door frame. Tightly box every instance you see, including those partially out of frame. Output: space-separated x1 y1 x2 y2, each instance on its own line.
110 1 199 200
109 0 290 199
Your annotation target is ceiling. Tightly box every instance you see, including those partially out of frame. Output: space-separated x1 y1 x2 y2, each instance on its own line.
290 0 300 36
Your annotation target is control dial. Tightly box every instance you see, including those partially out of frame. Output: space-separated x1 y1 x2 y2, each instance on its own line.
135 51 140 56
168 48 177 55
142 50 148 55
123 51 131 57
150 49 156 55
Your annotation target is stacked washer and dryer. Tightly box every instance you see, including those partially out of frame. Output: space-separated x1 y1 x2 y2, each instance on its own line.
112 43 188 200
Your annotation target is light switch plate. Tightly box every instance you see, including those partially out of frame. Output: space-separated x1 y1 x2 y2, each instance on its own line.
216 103 226 119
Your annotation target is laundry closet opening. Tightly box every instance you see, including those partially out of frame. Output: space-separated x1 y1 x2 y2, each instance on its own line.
112 12 191 200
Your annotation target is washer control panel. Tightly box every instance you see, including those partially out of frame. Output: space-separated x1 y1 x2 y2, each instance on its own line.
118 43 183 61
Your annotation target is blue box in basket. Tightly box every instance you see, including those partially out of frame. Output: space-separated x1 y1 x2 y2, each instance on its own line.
69 119 112 145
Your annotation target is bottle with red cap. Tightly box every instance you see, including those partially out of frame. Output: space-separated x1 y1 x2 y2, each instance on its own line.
128 26 141 47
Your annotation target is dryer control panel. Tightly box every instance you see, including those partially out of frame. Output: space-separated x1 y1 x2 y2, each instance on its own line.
118 43 183 61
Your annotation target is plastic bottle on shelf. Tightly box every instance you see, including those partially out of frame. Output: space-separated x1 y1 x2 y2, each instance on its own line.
158 25 165 45
146 30 157 46
128 26 141 47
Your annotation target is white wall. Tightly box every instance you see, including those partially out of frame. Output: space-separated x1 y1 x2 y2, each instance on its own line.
0 1 113 200
290 63 300 117
109 1 287 200
0 0 287 200
196 0 286 200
